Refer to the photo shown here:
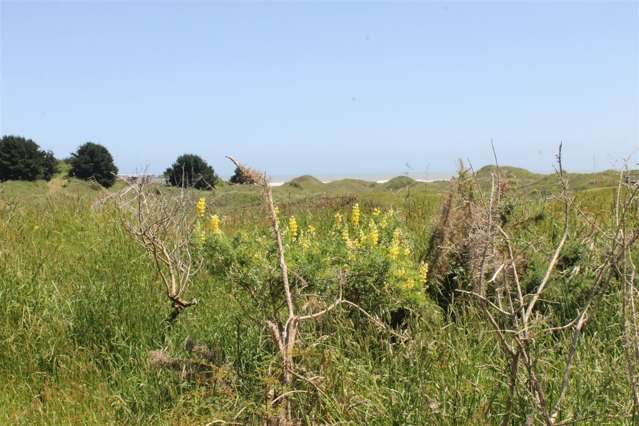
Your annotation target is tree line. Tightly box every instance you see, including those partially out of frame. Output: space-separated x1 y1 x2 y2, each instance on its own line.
0 135 252 189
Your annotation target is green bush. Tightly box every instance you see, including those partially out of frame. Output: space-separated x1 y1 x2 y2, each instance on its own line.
164 154 219 190
203 203 437 325
0 135 58 182
68 142 118 187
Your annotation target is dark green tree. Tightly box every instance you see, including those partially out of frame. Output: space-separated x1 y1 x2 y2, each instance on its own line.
68 142 118 188
43 151 58 181
0 135 58 182
164 154 219 190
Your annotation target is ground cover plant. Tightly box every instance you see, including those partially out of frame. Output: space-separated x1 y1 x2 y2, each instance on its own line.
0 156 638 425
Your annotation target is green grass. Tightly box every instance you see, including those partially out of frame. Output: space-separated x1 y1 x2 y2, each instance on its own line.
0 167 637 425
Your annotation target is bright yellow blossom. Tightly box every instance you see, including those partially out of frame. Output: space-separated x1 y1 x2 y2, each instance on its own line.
351 203 360 226
208 214 221 233
301 236 310 251
372 207 381 217
389 243 400 260
389 229 401 259
368 220 379 246
196 197 206 217
288 216 298 239
334 212 343 227
418 262 429 284
402 279 415 290
341 228 350 243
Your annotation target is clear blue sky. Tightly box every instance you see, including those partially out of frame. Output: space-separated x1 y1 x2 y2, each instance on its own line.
1 2 637 177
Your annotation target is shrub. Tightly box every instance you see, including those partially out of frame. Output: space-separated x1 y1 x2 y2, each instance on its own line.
229 166 254 184
68 142 118 187
203 203 437 323
164 154 218 190
0 135 58 182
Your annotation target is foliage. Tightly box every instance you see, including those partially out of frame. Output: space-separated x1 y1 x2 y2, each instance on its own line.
0 135 58 182
68 142 118 187
164 154 219 190
203 203 435 323
0 167 638 425
229 166 255 184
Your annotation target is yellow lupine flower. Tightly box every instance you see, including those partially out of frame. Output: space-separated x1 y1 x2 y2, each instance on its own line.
196 197 206 217
351 203 360 226
389 243 400 260
418 262 429 283
194 224 206 245
372 207 381 217
380 216 388 230
341 228 350 243
208 214 221 233
368 220 379 246
357 229 365 245
274 206 280 217
402 279 415 290
301 236 310 251
334 212 343 227
307 224 316 237
288 216 298 240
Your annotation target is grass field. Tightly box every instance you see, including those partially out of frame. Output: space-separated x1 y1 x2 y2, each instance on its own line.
1 166 638 425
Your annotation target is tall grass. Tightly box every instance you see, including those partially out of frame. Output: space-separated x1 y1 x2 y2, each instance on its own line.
0 172 636 425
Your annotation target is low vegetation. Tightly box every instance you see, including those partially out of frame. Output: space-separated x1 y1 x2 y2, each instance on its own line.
1 154 638 425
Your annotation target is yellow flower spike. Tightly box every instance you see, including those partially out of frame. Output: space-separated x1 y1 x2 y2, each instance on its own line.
351 203 360 226
334 212 343 227
208 214 221 233
403 279 415 290
368 220 379 246
389 243 400 260
372 207 381 217
341 228 350 243
403 246 411 257
274 206 280 217
194 223 206 246
196 197 206 218
288 216 298 240
307 224 316 237
380 216 388 230
418 262 429 284
301 236 310 251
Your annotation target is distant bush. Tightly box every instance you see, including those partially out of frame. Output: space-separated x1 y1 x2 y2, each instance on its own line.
0 135 58 182
164 154 219 190
229 166 256 184
68 142 118 188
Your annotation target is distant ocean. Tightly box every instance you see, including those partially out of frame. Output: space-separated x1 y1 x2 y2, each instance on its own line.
120 172 455 186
